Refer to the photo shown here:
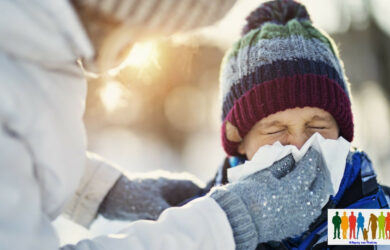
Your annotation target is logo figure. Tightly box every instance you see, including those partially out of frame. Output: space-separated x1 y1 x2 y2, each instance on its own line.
368 213 378 239
332 211 341 239
378 211 386 239
386 212 390 239
341 211 349 239
349 211 357 239
357 212 365 239
363 228 369 241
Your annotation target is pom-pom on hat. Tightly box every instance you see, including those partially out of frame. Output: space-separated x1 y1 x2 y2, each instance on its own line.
220 0 353 156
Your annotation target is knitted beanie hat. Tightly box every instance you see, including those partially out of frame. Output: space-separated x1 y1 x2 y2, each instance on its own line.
220 0 353 156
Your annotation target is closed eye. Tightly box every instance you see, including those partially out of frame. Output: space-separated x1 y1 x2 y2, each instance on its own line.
266 129 285 135
308 126 326 130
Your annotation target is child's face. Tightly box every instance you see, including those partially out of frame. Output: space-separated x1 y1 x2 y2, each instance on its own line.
238 107 339 160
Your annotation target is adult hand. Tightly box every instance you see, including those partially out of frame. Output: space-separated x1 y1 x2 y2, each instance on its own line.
98 171 203 221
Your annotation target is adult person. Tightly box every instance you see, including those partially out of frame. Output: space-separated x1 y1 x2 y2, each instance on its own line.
357 212 365 239
333 212 342 240
349 212 357 239
0 1 248 249
341 212 349 239
378 211 386 239
386 212 390 239
368 213 378 239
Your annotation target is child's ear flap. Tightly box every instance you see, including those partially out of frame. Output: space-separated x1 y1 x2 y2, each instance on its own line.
225 121 242 143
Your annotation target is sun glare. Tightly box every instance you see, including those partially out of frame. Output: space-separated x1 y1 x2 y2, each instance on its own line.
122 41 159 70
100 81 124 112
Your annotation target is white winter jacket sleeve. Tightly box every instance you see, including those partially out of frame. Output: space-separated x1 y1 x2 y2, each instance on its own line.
0 122 234 250
0 109 234 250
0 96 235 250
62 197 235 250
63 152 122 228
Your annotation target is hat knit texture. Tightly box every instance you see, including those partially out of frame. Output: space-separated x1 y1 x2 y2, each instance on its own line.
220 0 353 156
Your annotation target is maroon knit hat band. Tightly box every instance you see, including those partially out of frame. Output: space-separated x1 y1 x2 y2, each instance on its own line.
222 74 353 156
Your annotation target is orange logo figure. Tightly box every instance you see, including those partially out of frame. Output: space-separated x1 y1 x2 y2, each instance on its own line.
349 211 357 239
341 211 349 239
368 213 378 239
386 212 390 239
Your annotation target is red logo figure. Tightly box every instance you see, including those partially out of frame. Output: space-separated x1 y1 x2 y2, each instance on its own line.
386 212 390 239
349 212 357 239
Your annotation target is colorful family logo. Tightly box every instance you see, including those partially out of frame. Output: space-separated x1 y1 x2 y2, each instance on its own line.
331 211 390 241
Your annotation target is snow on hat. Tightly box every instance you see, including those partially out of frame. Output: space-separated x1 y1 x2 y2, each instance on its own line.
220 0 353 156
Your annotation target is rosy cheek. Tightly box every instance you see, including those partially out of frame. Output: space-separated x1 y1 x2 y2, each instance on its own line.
325 130 339 139
316 129 338 140
247 137 279 158
245 141 265 160
264 133 286 144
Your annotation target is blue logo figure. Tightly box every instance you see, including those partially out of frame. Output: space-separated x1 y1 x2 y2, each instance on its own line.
357 212 365 239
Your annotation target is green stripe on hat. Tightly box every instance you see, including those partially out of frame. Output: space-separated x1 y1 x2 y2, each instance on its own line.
226 20 336 62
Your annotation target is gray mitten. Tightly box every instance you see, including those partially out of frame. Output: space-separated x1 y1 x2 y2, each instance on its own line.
98 171 203 221
210 147 333 250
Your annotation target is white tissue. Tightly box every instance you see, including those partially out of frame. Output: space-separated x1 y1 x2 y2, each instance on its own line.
227 132 351 195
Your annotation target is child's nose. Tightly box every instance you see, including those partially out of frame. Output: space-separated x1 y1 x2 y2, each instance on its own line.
285 134 309 149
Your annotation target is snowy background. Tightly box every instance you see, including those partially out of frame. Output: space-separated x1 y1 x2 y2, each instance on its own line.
54 0 390 246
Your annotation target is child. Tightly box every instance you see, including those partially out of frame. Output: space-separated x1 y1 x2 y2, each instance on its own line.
206 0 390 249
363 228 369 242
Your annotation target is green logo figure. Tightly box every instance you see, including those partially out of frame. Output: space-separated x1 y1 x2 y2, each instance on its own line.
378 212 386 239
332 211 341 239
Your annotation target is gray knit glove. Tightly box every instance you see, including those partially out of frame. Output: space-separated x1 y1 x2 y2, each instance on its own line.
98 171 203 221
210 147 333 250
